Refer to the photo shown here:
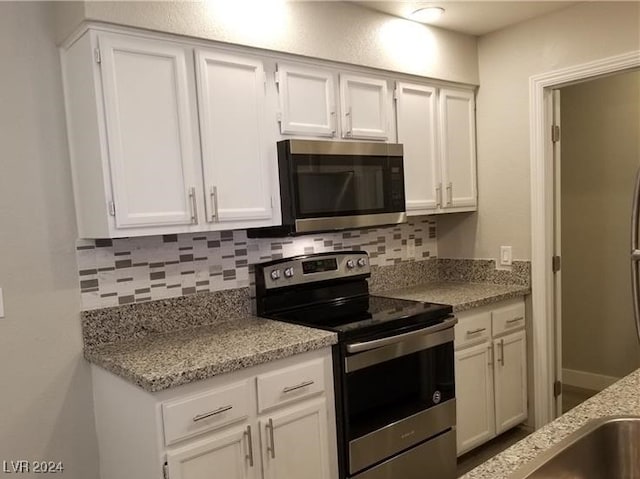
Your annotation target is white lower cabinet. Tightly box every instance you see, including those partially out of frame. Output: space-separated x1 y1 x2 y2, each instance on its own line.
454 298 528 456
260 399 330 479
166 425 257 479
91 348 338 479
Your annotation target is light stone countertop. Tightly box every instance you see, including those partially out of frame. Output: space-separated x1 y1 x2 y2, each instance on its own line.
84 316 337 392
460 368 640 478
378 281 531 312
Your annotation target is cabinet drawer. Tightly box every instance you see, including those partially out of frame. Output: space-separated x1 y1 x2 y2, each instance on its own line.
492 301 526 337
257 358 325 413
455 311 491 350
162 380 250 446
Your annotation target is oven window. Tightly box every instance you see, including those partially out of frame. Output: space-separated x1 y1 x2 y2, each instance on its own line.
345 341 454 440
292 156 388 217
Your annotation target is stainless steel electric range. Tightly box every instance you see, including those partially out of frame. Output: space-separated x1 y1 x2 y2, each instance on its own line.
254 251 458 479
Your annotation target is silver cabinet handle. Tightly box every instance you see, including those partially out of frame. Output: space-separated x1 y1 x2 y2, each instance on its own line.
188 187 198 224
446 182 453 205
244 425 254 467
488 344 494 367
209 185 219 223
345 106 353 136
330 110 337 136
507 317 524 324
466 327 486 335
266 418 276 459
192 405 232 422
498 339 505 366
283 380 314 394
436 183 442 208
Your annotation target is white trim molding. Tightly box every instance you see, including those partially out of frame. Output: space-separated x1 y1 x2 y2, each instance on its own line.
562 368 620 392
529 50 640 428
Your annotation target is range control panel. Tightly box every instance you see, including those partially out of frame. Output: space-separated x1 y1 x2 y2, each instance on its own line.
257 251 370 290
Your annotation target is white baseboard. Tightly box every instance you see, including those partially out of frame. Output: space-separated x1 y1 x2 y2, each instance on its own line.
562 368 620 392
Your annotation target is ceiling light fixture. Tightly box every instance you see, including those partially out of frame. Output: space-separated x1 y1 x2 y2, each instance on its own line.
410 6 445 23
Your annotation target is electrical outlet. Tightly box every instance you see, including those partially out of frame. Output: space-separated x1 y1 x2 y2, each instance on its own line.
407 238 416 259
500 246 513 266
0 287 4 318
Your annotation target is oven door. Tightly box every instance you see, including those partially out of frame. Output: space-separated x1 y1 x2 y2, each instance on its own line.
342 317 457 477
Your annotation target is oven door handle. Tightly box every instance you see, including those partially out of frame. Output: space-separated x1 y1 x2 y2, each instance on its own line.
346 316 458 354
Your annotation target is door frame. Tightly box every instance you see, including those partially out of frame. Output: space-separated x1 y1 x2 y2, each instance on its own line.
529 50 640 428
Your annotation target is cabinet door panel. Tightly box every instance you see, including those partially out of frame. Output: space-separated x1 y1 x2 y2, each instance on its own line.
277 64 336 137
99 34 199 228
196 50 273 225
455 342 495 455
396 82 439 213
440 88 477 209
340 74 389 140
494 331 528 434
260 399 330 479
166 425 256 479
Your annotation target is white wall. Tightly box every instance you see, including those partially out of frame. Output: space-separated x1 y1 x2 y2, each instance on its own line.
561 71 640 379
437 1 640 261
0 3 99 478
70 1 479 85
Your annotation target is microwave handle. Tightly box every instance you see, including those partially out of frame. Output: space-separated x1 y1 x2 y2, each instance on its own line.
346 316 457 354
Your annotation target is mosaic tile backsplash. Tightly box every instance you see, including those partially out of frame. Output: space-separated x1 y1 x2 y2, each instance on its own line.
76 218 437 311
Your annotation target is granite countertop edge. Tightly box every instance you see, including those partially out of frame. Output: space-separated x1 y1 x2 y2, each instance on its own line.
84 317 338 393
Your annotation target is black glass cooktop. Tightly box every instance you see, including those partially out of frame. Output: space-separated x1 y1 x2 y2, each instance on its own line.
269 295 453 341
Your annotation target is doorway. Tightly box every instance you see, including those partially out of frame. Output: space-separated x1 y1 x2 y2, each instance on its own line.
557 70 640 413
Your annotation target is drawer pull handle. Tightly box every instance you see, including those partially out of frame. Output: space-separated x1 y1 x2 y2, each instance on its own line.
244 425 254 467
192 405 233 422
466 327 486 335
267 418 276 459
282 380 314 394
507 317 524 324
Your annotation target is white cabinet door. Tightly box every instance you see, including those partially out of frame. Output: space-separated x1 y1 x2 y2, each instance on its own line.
494 330 528 434
395 82 439 214
260 398 330 479
439 88 477 209
455 342 496 456
98 33 201 229
195 50 273 227
166 425 257 479
340 74 389 140
276 63 336 137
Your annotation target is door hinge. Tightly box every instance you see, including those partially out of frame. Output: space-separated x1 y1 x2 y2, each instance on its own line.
274 71 281 85
551 124 560 143
552 255 561 273
108 201 116 217
94 48 101 64
163 463 169 479
276 111 282 122
393 88 398 101
554 380 563 397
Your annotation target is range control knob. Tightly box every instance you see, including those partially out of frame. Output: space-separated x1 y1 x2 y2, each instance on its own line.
357 257 367 267
346 259 355 269
270 269 281 281
284 267 294 278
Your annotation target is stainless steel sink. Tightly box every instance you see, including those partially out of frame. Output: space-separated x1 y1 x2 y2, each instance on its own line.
511 416 640 478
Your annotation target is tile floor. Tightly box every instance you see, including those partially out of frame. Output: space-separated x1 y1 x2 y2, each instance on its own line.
562 384 598 413
456 426 532 477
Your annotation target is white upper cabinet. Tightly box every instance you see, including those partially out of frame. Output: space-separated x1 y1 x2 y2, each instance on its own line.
98 34 201 229
439 88 477 209
339 74 390 140
395 82 439 214
195 50 273 228
275 63 336 137
396 83 477 215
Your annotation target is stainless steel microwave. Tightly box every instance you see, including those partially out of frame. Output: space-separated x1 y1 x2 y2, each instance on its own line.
249 140 407 237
